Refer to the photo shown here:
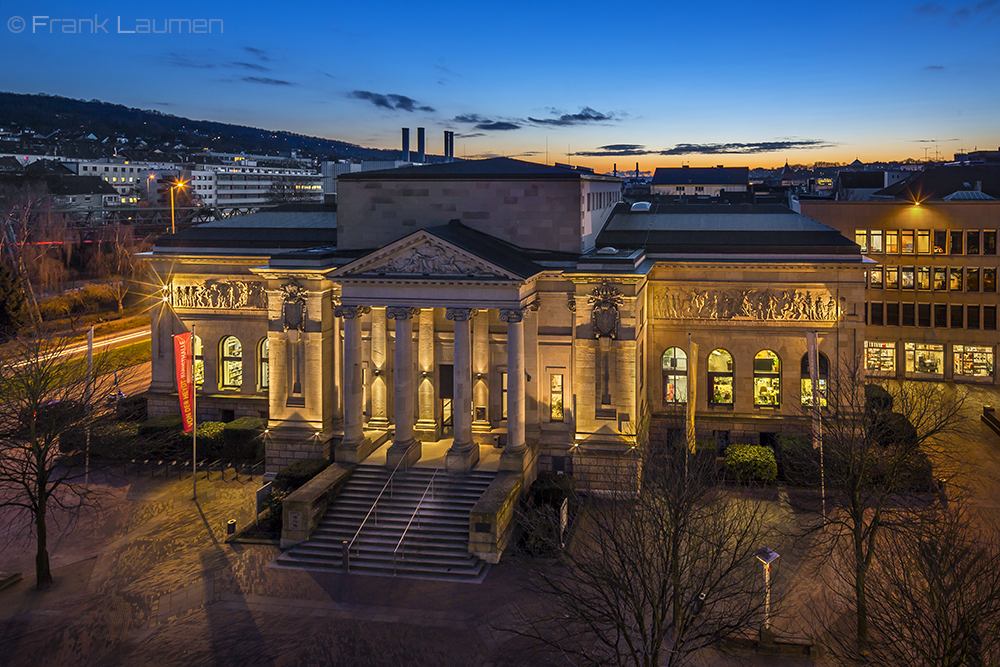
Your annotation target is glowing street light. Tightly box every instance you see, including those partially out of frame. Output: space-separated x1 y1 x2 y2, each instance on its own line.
170 180 188 235
754 546 780 631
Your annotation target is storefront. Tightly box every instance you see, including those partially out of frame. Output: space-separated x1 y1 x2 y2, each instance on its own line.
904 342 945 378
865 341 896 374
953 345 994 381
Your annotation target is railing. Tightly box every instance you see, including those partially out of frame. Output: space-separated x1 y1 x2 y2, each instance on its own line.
393 469 438 575
347 457 405 558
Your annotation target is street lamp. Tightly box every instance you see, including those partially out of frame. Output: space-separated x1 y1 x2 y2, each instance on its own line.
754 546 780 631
170 180 188 235
146 173 155 201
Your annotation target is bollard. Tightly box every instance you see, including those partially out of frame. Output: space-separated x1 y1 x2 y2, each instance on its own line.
342 541 350 572
227 519 236 536
938 477 948 506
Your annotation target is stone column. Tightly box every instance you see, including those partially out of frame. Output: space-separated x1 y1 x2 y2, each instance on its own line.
386 307 421 469
415 308 439 440
499 308 529 472
334 305 373 463
446 308 479 472
369 307 390 429
331 307 343 430
472 312 490 432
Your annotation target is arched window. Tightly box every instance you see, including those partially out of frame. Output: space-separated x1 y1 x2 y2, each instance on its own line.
707 349 734 405
258 338 269 391
220 336 242 389
193 334 204 389
800 352 829 407
753 350 781 407
662 347 688 403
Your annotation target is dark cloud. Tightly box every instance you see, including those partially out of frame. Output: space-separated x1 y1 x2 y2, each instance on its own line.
574 140 835 158
476 121 520 131
455 132 486 139
243 46 272 61
230 61 269 71
906 138 960 142
913 2 948 15
912 0 1000 23
453 113 488 124
349 91 434 112
922 64 945 70
163 52 214 69
243 77 295 86
528 107 615 126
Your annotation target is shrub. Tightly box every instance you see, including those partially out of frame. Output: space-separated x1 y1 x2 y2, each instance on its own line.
221 416 266 460
115 394 147 421
777 434 821 487
724 444 777 483
194 421 226 459
274 458 329 493
90 422 141 459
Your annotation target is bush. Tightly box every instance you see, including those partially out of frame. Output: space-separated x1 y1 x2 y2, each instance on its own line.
90 422 141 459
115 394 147 421
520 472 575 556
221 416 266 461
724 444 777 483
274 458 329 493
777 435 821 487
194 421 226 459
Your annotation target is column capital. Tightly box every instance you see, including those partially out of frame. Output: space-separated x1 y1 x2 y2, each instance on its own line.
498 307 527 323
386 306 419 320
445 307 478 322
334 305 370 319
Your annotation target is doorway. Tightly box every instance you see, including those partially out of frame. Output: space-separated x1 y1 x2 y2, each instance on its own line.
439 364 454 437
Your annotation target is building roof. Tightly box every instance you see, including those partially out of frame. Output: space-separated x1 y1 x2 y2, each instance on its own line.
942 189 996 201
651 166 748 186
338 156 619 182
202 204 337 229
871 165 1000 201
835 171 884 189
595 203 860 258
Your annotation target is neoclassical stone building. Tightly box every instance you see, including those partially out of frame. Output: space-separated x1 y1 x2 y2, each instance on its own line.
145 159 865 487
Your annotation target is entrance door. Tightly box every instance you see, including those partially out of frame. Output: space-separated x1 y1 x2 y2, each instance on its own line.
439 365 454 436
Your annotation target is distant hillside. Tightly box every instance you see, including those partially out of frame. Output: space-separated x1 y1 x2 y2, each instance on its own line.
0 92 401 161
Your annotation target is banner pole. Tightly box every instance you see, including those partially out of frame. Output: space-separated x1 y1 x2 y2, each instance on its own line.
192 325 197 501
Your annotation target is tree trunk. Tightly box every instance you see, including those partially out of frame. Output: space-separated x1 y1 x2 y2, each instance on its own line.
35 496 52 589
855 552 868 652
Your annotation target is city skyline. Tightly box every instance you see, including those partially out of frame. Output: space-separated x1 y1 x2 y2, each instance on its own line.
2 0 999 171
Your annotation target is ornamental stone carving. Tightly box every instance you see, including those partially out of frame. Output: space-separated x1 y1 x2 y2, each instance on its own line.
498 308 526 323
334 305 370 319
653 287 840 321
445 307 478 321
377 240 503 278
589 280 624 339
280 282 308 332
170 280 266 310
386 306 419 320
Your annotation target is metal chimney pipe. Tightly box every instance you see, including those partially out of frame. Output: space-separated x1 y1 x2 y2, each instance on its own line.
401 127 410 162
443 130 449 161
449 131 455 161
417 127 425 163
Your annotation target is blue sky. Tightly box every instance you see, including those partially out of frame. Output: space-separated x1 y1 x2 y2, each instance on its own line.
1 0 998 171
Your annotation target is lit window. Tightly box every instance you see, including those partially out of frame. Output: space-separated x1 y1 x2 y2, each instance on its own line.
954 345 994 378
707 349 733 405
550 374 564 422
904 342 944 376
753 351 780 407
800 353 829 407
865 341 896 373
220 336 243 389
870 266 884 288
917 230 930 254
870 230 884 253
855 230 868 253
501 372 508 419
662 347 688 403
193 335 204 388
258 338 269 390
901 230 914 254
885 230 899 253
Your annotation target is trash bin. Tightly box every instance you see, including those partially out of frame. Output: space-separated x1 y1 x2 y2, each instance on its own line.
227 519 237 536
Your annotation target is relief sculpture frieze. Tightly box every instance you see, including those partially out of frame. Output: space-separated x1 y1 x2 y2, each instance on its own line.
171 279 267 310
653 287 840 321
375 240 504 278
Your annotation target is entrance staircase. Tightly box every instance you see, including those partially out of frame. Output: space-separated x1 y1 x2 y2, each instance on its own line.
274 464 496 582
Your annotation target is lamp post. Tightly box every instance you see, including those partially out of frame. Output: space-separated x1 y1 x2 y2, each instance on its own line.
169 180 188 235
754 546 780 631
146 173 155 201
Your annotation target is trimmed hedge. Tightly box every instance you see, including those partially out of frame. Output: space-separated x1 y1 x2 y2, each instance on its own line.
724 444 778 483
221 417 266 461
115 394 147 421
274 458 329 493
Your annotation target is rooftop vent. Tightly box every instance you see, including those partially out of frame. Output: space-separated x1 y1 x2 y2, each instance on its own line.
630 201 652 212
597 246 618 254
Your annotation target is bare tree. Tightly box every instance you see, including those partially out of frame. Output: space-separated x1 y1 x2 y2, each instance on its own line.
860 503 1000 666
0 334 140 588
512 432 780 667
91 224 147 313
802 356 968 658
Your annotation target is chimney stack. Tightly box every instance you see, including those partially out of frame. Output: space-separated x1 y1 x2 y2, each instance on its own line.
443 130 455 162
417 127 425 163
401 127 410 162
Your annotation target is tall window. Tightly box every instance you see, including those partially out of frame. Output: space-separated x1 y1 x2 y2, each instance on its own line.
707 349 734 405
258 338 269 391
662 347 688 403
885 230 899 253
855 230 868 253
193 334 204 388
800 353 829 407
870 230 883 253
753 351 780 407
550 374 564 422
501 372 508 419
220 336 242 389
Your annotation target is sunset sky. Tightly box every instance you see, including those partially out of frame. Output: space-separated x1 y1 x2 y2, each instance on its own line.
2 0 998 172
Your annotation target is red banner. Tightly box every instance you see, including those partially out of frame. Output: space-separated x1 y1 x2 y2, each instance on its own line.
174 332 194 433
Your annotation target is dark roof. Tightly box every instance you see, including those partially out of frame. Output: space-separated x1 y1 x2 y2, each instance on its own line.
595 203 860 258
154 226 336 253
835 171 884 189
871 165 1000 201
651 166 748 186
46 175 117 196
201 206 336 229
339 156 619 182
420 220 553 279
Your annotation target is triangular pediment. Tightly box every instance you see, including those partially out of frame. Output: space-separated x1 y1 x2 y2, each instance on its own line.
332 230 519 281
